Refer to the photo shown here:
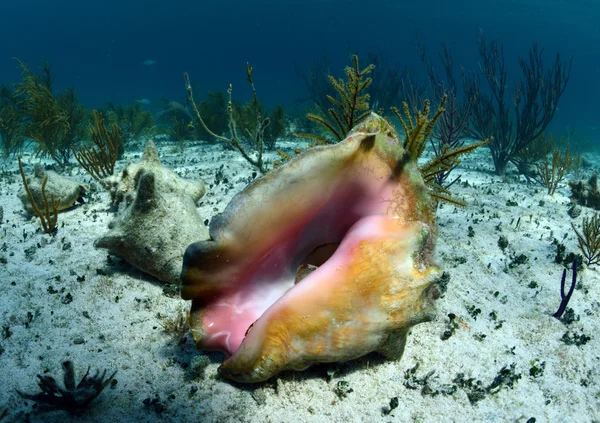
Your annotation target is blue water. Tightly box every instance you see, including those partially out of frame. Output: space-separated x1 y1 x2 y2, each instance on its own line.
1 0 598 138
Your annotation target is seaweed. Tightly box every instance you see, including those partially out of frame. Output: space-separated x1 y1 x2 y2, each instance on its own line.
393 95 488 205
18 157 60 233
295 54 374 145
571 213 600 266
193 91 228 140
264 104 286 149
169 116 192 151
73 110 121 182
105 103 154 153
15 58 86 166
0 84 26 157
537 138 572 195
184 62 270 174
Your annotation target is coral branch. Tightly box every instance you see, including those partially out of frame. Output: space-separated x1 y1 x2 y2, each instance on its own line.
464 31 572 176
296 54 374 145
552 261 577 319
572 213 600 266
537 141 572 195
73 110 121 182
18 157 60 233
184 66 268 174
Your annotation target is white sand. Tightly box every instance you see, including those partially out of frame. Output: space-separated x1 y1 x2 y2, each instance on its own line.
0 138 598 423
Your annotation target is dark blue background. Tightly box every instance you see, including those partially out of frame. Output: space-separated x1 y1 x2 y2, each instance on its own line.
1 0 598 137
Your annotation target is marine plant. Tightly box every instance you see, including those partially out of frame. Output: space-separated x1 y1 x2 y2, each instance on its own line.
513 132 551 180
264 104 285 149
294 53 487 204
72 110 121 182
295 55 338 113
16 360 116 411
537 142 572 195
193 91 228 140
184 62 270 174
295 54 374 145
393 96 489 206
14 58 87 167
169 115 192 151
571 213 600 266
463 31 572 176
414 37 476 189
365 52 405 113
18 157 60 233
0 84 26 157
104 103 154 150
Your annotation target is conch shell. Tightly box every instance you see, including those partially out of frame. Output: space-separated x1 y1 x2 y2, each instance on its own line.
181 113 440 383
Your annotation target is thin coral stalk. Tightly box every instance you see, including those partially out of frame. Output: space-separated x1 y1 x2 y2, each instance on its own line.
295 54 374 145
537 144 572 196
393 95 447 161
73 110 121 182
18 157 60 233
572 213 600 266
184 70 267 174
552 261 577 319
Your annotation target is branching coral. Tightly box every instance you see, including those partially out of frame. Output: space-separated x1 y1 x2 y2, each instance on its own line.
293 53 487 203
0 84 26 157
393 95 489 206
104 103 154 155
265 104 286 149
184 62 270 174
537 141 572 195
16 360 116 411
463 32 572 176
73 110 121 182
15 58 86 166
18 157 60 233
572 213 600 266
296 54 374 145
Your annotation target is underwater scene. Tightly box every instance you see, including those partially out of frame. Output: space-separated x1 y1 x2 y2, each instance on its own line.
1 0 599 422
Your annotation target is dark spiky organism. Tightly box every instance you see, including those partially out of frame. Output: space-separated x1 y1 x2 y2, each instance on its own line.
553 261 577 320
295 54 374 145
16 360 116 411
295 55 338 114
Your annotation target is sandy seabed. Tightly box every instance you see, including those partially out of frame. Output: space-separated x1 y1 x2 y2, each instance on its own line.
0 137 598 423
